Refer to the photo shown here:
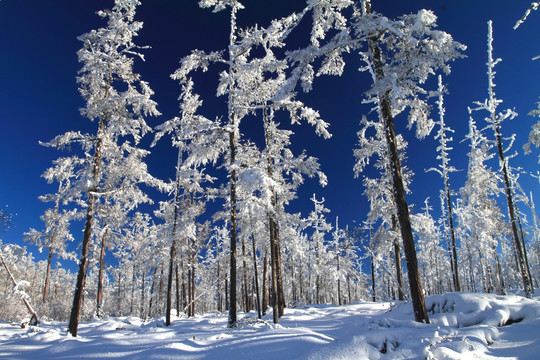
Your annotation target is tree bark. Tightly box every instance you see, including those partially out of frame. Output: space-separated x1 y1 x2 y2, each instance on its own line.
251 234 262 319
392 216 405 301
175 264 180 317
241 236 250 312
445 185 461 292
517 208 534 294
68 116 106 337
262 248 268 316
228 127 239 326
371 253 376 302
43 243 54 304
269 218 280 323
166 173 181 326
369 38 430 323
494 122 533 298
96 227 108 318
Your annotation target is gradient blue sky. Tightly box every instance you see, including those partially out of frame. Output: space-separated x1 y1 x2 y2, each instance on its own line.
0 0 539 264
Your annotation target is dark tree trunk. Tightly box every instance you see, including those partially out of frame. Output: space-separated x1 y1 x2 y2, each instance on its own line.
165 239 177 326
141 271 146 319
148 269 156 319
251 234 262 319
217 259 222 312
96 227 108 318
494 122 533 298
181 261 187 312
263 109 285 319
130 265 136 314
445 185 461 292
43 243 54 304
228 128 239 327
190 248 196 317
242 236 250 312
392 215 405 301
158 267 164 315
269 219 280 323
166 176 181 326
371 253 376 302
262 248 268 316
225 277 229 313
517 208 534 294
68 117 106 337
175 264 180 317
369 37 429 324
337 251 342 306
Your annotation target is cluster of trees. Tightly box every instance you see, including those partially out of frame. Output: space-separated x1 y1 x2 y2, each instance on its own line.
1 0 539 336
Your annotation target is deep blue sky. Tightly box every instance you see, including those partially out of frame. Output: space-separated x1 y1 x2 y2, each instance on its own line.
0 0 539 264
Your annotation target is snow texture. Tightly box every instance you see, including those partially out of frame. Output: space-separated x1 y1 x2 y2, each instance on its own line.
1 292 539 359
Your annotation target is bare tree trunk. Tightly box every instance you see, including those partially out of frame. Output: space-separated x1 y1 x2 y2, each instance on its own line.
175 264 180 317
96 227 108 318
274 223 285 317
228 128 239 327
493 241 506 295
130 265 136 314
181 261 187 312
347 275 352 304
494 122 533 298
190 249 196 317
158 266 164 315
242 236 250 312
166 174 181 326
262 248 268 316
225 277 229 313
148 269 156 319
217 259 222 312
445 186 461 292
251 234 262 319
369 37 429 323
141 271 146 319
270 219 279 323
165 238 177 325
517 208 534 294
43 244 54 304
371 253 376 302
392 215 405 301
337 250 342 306
68 116 106 337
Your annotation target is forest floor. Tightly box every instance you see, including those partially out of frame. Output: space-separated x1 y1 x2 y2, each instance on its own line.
0 291 539 359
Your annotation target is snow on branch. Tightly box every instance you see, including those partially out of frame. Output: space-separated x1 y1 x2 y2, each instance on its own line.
513 1 540 29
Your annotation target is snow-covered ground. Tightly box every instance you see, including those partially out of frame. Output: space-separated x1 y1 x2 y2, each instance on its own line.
1 292 539 359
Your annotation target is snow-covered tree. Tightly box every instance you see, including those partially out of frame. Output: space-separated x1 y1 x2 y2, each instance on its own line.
173 0 347 325
426 75 460 292
412 198 451 295
24 157 81 303
41 0 161 336
472 21 533 298
352 1 465 323
306 194 332 304
355 114 410 301
514 2 540 161
457 110 506 294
